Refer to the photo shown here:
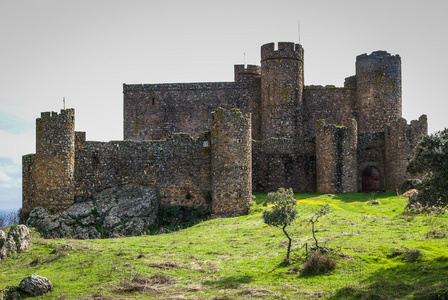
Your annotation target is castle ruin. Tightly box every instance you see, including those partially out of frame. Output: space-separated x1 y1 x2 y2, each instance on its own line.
22 42 427 216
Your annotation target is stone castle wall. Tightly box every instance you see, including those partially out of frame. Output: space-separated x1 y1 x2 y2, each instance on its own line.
252 138 316 192
303 86 357 138
123 80 262 141
74 132 212 210
23 108 252 215
316 119 358 193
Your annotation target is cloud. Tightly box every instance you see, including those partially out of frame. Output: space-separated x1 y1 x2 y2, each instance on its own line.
0 156 22 210
0 111 33 135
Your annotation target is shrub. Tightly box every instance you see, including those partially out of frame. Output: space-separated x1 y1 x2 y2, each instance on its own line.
301 251 336 275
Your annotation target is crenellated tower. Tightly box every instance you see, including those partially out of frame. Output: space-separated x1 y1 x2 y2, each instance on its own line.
356 51 402 133
211 108 252 216
22 109 75 213
260 42 304 140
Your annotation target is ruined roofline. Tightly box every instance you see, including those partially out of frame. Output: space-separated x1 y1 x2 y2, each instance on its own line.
123 80 258 92
357 50 401 61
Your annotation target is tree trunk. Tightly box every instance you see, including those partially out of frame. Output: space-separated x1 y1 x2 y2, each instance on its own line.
282 225 292 264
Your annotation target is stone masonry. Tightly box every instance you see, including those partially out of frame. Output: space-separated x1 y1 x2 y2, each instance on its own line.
23 41 428 215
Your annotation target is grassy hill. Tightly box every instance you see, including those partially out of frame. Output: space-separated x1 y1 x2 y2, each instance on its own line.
1 192 448 299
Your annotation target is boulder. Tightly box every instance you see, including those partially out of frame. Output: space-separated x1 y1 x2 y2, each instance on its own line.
1 286 22 300
19 274 53 296
0 225 32 260
27 184 159 239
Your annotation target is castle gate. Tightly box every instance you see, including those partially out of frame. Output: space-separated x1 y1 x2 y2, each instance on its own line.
362 166 380 192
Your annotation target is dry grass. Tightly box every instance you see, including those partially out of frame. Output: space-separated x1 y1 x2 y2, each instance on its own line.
301 251 336 275
147 260 181 269
114 274 177 295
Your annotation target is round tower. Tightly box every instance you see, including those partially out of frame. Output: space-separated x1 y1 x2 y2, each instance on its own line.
31 109 76 213
356 51 402 133
260 42 304 140
211 108 252 217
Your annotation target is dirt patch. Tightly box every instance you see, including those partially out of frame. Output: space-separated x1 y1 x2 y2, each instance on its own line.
114 274 177 295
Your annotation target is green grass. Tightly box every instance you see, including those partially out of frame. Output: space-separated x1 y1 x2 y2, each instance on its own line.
1 192 448 299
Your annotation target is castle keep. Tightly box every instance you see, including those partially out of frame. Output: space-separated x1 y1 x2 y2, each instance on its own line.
23 42 427 215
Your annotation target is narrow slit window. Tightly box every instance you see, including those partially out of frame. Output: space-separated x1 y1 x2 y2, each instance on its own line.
152 98 155 105
190 108 194 117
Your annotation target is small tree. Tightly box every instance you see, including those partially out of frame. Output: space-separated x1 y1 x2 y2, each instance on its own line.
262 188 298 263
308 204 331 250
407 129 448 209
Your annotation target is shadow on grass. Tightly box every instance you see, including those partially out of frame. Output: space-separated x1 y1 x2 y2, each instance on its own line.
203 275 253 289
329 256 448 299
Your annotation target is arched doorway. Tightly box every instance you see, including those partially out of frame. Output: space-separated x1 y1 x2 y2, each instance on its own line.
362 166 381 192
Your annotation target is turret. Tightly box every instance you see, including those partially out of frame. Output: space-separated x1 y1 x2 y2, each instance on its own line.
260 42 304 140
356 51 402 133
234 64 261 82
22 109 75 213
211 108 252 216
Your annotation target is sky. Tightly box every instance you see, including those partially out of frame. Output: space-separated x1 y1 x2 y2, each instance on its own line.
1 0 447 210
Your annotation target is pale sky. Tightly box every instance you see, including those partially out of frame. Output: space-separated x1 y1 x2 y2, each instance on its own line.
1 0 447 210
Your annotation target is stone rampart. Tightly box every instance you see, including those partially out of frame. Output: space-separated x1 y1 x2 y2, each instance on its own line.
23 108 252 216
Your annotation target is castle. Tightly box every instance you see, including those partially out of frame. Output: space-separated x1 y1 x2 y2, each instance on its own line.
22 42 427 216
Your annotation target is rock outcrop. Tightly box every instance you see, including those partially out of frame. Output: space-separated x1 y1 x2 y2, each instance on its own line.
0 225 32 260
27 184 159 239
1 275 53 299
19 274 53 296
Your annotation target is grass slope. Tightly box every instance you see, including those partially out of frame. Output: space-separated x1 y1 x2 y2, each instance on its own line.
1 192 448 299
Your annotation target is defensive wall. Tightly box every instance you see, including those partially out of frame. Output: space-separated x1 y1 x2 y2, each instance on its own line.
23 108 252 216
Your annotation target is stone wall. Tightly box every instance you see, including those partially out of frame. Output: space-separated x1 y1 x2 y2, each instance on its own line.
303 86 357 138
357 132 386 192
316 119 358 193
75 131 212 210
252 138 316 192
123 81 262 141
23 108 252 216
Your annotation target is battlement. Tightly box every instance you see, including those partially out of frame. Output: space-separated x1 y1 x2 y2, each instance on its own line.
234 64 261 82
39 109 75 121
261 42 303 61
357 50 401 62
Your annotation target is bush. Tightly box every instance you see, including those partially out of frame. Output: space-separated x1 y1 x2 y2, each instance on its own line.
301 251 336 275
